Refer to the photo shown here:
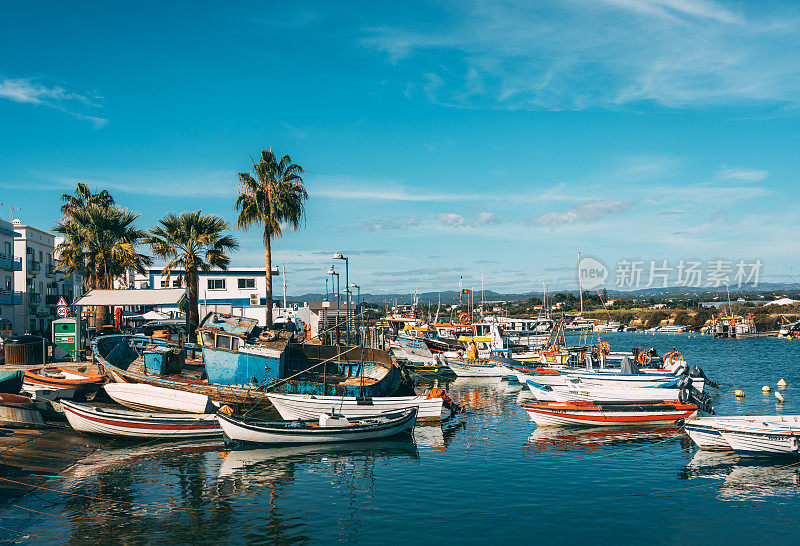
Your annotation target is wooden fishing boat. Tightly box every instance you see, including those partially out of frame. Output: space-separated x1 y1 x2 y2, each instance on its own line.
95 331 411 410
217 408 417 446
445 358 512 377
23 366 105 395
511 369 705 389
267 392 444 422
0 370 23 393
61 400 222 439
20 384 76 401
684 415 800 451
0 392 47 428
103 383 219 414
716 420 800 457
401 361 453 374
523 400 697 427
525 379 687 403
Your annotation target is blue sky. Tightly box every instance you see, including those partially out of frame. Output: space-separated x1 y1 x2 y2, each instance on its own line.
2 0 800 295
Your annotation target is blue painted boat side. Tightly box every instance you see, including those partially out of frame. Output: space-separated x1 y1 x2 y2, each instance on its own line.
202 347 283 385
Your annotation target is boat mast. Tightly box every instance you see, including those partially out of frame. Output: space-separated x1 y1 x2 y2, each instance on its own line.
481 267 484 318
579 254 584 317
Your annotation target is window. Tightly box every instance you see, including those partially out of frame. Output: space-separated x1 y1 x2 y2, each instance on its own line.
215 334 231 350
172 278 181 288
207 279 225 290
237 278 255 289
4 276 10 290
160 280 167 288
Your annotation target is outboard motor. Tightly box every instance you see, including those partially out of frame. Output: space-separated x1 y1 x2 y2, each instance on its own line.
688 365 719 389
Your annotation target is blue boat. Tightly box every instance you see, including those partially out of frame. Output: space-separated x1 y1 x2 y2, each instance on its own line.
94 313 412 409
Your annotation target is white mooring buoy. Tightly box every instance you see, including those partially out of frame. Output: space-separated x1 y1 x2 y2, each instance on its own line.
778 378 788 388
762 385 771 393
775 391 785 403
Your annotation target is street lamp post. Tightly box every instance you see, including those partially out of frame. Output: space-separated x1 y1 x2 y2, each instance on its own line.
327 266 340 344
350 283 360 343
333 253 350 345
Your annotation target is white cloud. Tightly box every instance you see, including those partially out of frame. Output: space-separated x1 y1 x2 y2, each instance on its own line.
0 76 107 127
436 210 502 228
530 199 632 228
715 167 769 182
363 0 800 110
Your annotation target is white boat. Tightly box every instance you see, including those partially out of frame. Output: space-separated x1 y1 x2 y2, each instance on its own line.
523 400 697 427
525 379 687 403
216 408 417 445
445 358 512 377
510 370 702 389
717 420 800 457
684 415 800 450
20 384 76 401
103 383 218 414
394 336 439 366
61 400 221 439
267 392 445 422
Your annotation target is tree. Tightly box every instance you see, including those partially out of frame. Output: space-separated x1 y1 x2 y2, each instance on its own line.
55 205 150 326
146 211 239 335
236 149 307 327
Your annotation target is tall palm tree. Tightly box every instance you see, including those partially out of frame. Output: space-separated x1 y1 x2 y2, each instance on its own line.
236 150 307 327
58 182 116 292
146 211 239 335
55 205 151 326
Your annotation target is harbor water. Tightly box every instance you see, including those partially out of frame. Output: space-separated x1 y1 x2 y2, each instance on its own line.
3 333 800 544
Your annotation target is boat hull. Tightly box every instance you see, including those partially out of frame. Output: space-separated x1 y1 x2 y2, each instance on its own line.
685 415 800 450
445 359 511 377
267 393 443 422
524 401 697 427
104 383 217 414
217 409 417 445
61 400 222 439
526 380 686 403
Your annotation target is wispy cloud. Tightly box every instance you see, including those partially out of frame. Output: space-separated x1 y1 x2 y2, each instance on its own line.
530 199 632 228
715 167 769 182
0 76 107 127
360 217 419 231
436 210 501 228
363 0 800 110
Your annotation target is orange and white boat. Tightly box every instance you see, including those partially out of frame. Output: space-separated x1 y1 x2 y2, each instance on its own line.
523 400 697 427
23 366 105 395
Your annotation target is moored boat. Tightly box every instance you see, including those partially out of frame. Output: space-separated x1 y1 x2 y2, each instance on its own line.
23 366 105 395
523 400 697 427
266 392 445 422
0 392 47 428
217 408 417 446
445 358 512 377
717 420 800 457
103 383 219 414
525 379 689 404
61 400 222 439
684 415 800 451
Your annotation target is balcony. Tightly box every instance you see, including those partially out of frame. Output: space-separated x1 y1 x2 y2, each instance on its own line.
45 264 55 277
0 289 22 305
0 255 22 271
27 260 41 276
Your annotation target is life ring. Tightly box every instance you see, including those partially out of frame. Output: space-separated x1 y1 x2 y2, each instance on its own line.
664 351 683 366
601 342 610 355
459 313 471 325
638 352 652 366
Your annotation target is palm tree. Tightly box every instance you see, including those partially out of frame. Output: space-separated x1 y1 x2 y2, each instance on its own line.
146 211 239 335
55 205 151 326
236 150 307 327
58 182 116 292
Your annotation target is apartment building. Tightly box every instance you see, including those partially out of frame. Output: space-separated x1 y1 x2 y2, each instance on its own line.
0 218 22 329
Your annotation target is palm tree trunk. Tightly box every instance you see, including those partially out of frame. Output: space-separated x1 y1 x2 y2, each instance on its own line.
94 262 110 326
264 228 273 327
187 267 199 336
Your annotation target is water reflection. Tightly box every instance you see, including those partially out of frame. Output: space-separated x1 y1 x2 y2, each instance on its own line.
682 449 800 501
525 426 687 454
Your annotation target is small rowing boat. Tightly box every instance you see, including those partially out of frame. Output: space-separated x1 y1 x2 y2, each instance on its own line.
445 358 512 377
715 420 800 457
523 400 697 427
103 383 219 414
23 366 105 395
0 393 47 428
217 408 417 446
61 400 221 439
267 392 445 422
684 415 800 451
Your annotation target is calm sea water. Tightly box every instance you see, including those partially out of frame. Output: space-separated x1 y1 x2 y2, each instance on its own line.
3 333 800 545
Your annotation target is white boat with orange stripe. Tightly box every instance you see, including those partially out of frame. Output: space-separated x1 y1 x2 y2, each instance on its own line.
61 400 221 439
523 400 698 427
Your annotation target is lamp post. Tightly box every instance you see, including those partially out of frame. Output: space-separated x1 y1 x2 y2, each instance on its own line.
351 283 360 342
333 252 350 345
327 265 340 344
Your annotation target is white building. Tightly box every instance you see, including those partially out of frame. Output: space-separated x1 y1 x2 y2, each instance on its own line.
0 218 22 330
12 221 84 335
